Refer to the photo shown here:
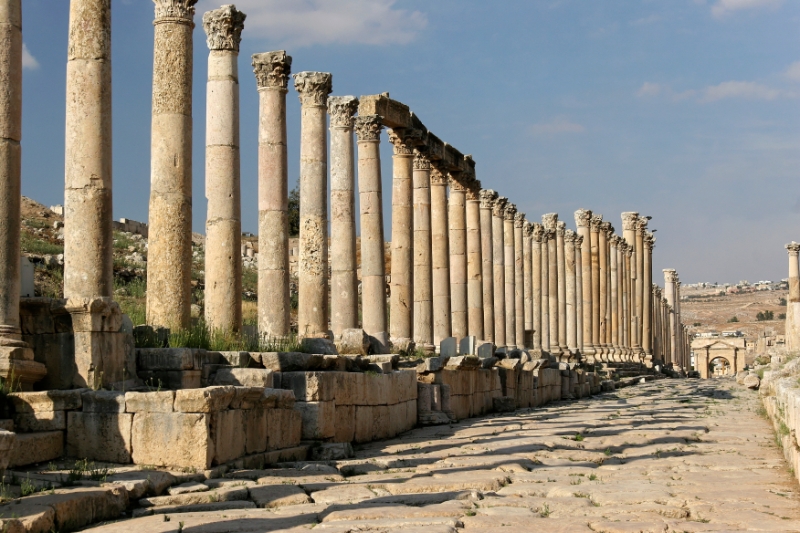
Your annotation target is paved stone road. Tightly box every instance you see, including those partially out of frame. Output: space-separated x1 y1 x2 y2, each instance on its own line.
89 378 800 532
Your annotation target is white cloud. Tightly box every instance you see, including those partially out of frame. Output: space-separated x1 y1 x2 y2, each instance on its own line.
529 117 586 135
22 43 39 70
711 0 783 18
702 80 784 101
637 82 663 97
630 14 662 26
785 62 800 82
196 0 427 47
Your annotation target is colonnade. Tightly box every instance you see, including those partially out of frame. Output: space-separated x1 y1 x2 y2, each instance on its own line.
0 0 691 381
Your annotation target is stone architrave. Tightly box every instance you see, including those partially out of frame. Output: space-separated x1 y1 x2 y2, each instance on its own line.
542 214 559 355
540 228 551 353
575 209 593 357
575 234 584 354
430 167 452 346
466 180 484 340
147 0 199 330
785 242 800 352
663 269 678 366
514 212 525 349
0 0 46 388
328 96 359 336
355 115 388 350
253 50 292 338
492 197 508 347
609 235 620 360
523 221 533 347
589 215 602 357
504 203 518 349
203 5 246 332
479 190 497 343
643 230 655 362
565 230 578 356
413 149 434 346
388 130 415 343
294 71 333 338
448 174 468 341
531 223 544 351
64 0 113 301
556 221 568 354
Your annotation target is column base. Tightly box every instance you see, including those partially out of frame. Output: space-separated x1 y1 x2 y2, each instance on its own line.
0 337 47 391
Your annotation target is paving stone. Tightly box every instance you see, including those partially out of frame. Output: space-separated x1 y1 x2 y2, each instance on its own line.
248 484 311 508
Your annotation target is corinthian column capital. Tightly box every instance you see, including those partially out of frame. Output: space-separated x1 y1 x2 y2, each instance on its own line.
466 180 482 201
564 229 577 243
202 5 245 52
154 0 198 22
532 223 545 243
644 231 656 251
542 213 558 230
635 216 649 233
504 203 517 221
252 51 292 90
327 95 358 129
621 212 639 231
430 167 448 186
663 269 678 283
590 215 603 232
479 189 497 209
555 220 566 236
600 221 614 236
354 115 383 142
493 196 508 217
514 212 526 228
524 220 534 236
449 173 468 192
388 130 414 156
413 148 432 170
293 71 332 107
575 208 592 228
787 242 800 256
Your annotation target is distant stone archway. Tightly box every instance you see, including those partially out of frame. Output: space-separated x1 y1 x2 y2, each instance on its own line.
691 339 745 379
709 356 732 378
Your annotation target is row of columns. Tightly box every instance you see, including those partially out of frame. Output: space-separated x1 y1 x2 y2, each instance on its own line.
786 243 800 352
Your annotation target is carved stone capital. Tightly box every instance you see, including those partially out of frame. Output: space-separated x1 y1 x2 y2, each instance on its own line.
556 220 566 237
449 173 468 192
599 221 613 236
328 95 358 129
575 208 592 228
663 269 678 283
787 242 800 255
590 215 603 232
388 130 414 156
493 196 508 218
542 213 558 230
564 229 577 243
430 167 448 186
154 0 198 22
252 51 292 90
514 212 525 228
644 232 656 251
635 216 649 232
203 5 245 52
413 149 431 171
575 234 584 246
466 183 482 201
354 115 383 142
479 189 497 209
504 203 517 221
532 223 545 243
544 228 556 242
624 246 633 257
293 71 332 107
524 221 534 236
621 212 639 231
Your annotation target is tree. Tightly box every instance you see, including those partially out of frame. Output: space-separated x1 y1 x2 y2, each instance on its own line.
779 297 787 306
288 181 300 237
779 313 786 320
727 316 739 323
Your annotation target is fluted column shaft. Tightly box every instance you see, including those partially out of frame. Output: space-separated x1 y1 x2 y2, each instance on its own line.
540 229 550 353
599 224 611 357
431 168 451 346
449 177 467 340
556 222 568 354
514 214 525 348
642 233 654 359
466 186 484 339
355 115 388 349
523 222 533 347
609 238 619 359
413 151 433 346
575 210 593 356
479 190 496 343
389 131 414 341
253 51 291 337
590 217 601 355
147 0 198 330
635 222 645 352
492 197 507 347
565 232 577 354
575 236 584 354
532 225 544 351
542 215 558 354
504 205 518 349
203 6 245 332
329 96 359 335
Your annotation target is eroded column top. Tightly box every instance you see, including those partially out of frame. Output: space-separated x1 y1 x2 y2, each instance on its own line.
555 220 566 236
575 234 584 246
388 130 414 156
635 216 649 233
294 71 332 107
644 232 656 251
504 203 518 221
354 115 383 142
430 167 448 185
328 96 359 129
590 215 603 233
621 212 639 231
532 223 545 243
524 220 534 236
600 221 614 236
466 180 482 201
154 0 198 23
252 51 292 90
564 230 577 244
575 209 592 228
663 269 678 283
514 212 525 228
202 4 246 51
542 213 558 230
479 189 497 209
493 197 509 217
786 242 800 256
413 149 432 171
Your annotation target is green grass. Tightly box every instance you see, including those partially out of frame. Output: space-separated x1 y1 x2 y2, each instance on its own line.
112 231 137 250
165 321 305 353
20 233 63 255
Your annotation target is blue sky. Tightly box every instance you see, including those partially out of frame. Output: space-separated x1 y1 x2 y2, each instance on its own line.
18 0 800 285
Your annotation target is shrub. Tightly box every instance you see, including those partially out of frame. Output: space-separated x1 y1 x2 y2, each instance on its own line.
727 316 739 323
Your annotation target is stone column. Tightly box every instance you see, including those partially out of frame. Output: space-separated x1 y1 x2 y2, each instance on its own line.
598 220 612 359
609 236 620 360
575 210 593 357
448 174 468 341
492 196 508 347
253 50 292 338
202 5 245 332
531 223 544 351
785 242 800 352
635 217 647 355
565 230 578 356
514 213 525 348
575 234 584 355
0 0 45 388
413 149 434 347
652 286 661 363
355 115 388 350
523 221 533 347
556 221 568 355
147 0 198 330
430 167 451 346
540 228 550 353
621 212 639 351
617 241 628 357
388 130 414 343
294 72 332 338
466 181 484 340
542 214 559 356
64 0 113 301
642 230 655 362
504 204 518 349
590 215 602 356
328 96 359 336
663 269 678 366
479 189 497 343
625 245 634 359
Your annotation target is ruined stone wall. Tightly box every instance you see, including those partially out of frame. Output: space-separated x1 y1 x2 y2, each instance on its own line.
759 355 800 485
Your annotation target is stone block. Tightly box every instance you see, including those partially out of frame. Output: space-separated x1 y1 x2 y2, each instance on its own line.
322 355 348 371
390 337 415 355
9 389 85 413
368 361 392 374
281 371 336 402
369 354 400 369
417 382 432 413
459 336 477 355
213 367 273 387
131 412 212 469
358 94 411 129
440 337 458 357
67 412 133 463
10 431 63 467
354 405 373 443
73 330 135 389
310 442 353 461
139 369 202 390
497 358 521 371
124 390 175 413
336 328 370 355
295 401 335 440
245 408 267 455
333 372 358 406
248 484 311 508
211 409 246 465
364 372 388 405
372 405 390 440
194 349 222 368
216 351 253 367
230 387 266 410
81 390 126 413
25 332 75 390
417 356 445 373
14 410 66 432
0 430 15 470
174 386 235 413
445 355 482 370
267 409 302 451
431 384 442 411
257 352 326 372
334 404 355 443
136 348 194 371
301 337 338 355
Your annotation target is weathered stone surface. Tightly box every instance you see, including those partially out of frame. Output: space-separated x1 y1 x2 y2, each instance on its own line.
212 367 273 387
743 374 760 389
139 486 248 507
492 396 516 412
444 355 481 370
295 400 335 440
10 430 63 467
310 442 354 461
281 371 335 402
417 356 445 373
0 486 127 532
174 386 235 413
248 484 311 508
336 328 370 355
9 389 85 413
136 348 193 371
257 352 325 372
440 337 458 357
67 412 133 463
124 390 175 413
81 390 126 413
300 337 338 355
210 409 246 465
13 410 66 432
131 412 212 469
0 429 16 470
